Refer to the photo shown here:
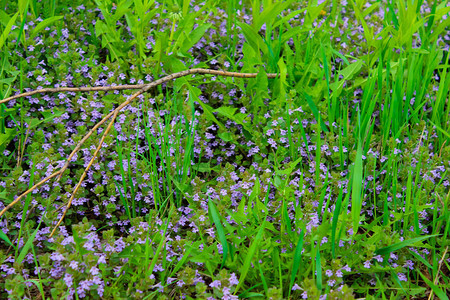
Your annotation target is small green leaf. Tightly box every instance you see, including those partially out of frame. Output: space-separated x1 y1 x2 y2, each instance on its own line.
0 228 15 249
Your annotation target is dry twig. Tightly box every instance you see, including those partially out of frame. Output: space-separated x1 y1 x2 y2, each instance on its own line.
0 68 282 236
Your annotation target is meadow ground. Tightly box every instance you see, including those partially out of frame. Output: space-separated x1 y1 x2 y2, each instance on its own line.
0 0 449 299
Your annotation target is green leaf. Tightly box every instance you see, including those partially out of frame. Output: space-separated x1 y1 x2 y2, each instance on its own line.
0 128 17 148
16 226 40 265
208 197 229 268
30 16 63 39
288 231 304 297
330 59 364 93
303 92 329 133
188 84 226 132
375 234 439 255
237 21 268 57
179 23 211 54
147 220 169 277
417 269 449 300
0 12 19 50
351 140 363 235
24 108 64 130
0 228 15 249
234 219 266 295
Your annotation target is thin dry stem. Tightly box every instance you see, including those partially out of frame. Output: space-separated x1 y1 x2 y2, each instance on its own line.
427 245 448 300
0 171 61 217
0 68 282 235
50 109 120 237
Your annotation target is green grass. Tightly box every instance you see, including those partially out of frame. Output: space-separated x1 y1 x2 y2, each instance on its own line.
0 0 449 299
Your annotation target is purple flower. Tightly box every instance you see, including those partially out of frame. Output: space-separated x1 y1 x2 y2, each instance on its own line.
209 280 221 288
50 252 65 261
398 273 407 281
69 261 79 270
373 255 383 262
64 273 73 287
90 266 99 276
229 273 239 286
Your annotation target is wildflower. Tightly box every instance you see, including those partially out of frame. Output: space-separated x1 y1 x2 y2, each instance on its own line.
229 273 239 286
90 266 99 276
210 280 221 288
64 273 73 287
69 261 79 270
373 255 383 263
398 273 407 281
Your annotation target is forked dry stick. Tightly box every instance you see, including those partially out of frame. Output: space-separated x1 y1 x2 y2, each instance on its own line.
0 68 283 236
50 109 120 237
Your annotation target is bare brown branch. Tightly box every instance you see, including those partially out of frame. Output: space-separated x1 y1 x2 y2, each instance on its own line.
0 68 282 235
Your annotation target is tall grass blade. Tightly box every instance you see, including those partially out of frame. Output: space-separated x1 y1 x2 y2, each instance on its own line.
234 219 266 295
208 196 229 268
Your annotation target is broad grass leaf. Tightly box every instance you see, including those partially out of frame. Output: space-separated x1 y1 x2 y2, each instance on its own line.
16 226 40 265
288 231 304 297
303 92 329 133
0 228 14 248
208 197 229 268
234 219 266 295
237 21 268 57
329 59 363 92
179 23 211 54
351 139 363 235
315 248 322 291
252 0 294 31
276 57 287 99
30 16 63 39
147 221 169 277
0 12 19 50
0 128 17 148
417 270 449 300
375 234 439 256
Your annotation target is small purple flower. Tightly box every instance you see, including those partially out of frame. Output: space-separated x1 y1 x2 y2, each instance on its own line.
64 273 73 287
69 261 79 270
398 273 407 281
209 280 221 288
229 273 239 286
90 266 99 276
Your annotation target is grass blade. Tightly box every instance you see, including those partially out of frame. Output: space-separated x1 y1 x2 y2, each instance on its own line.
234 218 266 295
208 196 229 268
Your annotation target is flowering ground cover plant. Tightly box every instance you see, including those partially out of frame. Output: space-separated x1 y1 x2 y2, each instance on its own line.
0 0 449 299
